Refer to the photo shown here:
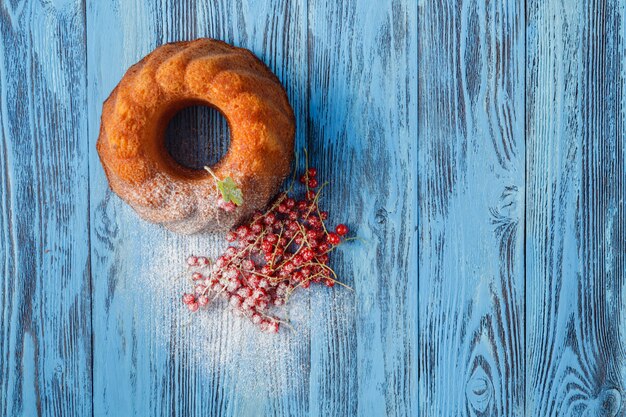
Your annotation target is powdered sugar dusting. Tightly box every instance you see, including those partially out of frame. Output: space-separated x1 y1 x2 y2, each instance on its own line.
109 230 349 400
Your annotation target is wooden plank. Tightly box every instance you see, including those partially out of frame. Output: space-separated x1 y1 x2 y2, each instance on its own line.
526 1 626 415
87 1 308 416
0 1 91 416
417 1 525 415
307 1 418 416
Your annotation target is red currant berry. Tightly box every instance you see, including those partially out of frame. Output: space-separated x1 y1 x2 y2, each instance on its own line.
248 275 261 287
188 302 199 312
242 259 255 270
308 178 318 188
215 256 227 268
197 295 210 306
327 233 340 245
335 224 349 236
301 248 314 261
325 279 335 287
223 268 239 280
187 256 198 266
236 225 250 239
192 272 204 280
229 295 243 308
227 279 242 292
253 288 268 299
238 287 253 298
182 293 195 305
307 167 317 177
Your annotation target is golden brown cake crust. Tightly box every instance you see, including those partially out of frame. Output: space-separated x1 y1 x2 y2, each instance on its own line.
97 39 295 233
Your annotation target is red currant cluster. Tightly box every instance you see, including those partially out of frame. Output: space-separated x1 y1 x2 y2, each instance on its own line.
181 167 350 333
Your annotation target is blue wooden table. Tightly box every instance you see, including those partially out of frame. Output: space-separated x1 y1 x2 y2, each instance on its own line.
1 0 624 416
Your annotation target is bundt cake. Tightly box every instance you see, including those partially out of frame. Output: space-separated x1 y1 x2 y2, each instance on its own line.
96 38 295 234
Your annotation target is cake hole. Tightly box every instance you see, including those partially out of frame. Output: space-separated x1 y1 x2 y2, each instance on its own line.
165 105 230 170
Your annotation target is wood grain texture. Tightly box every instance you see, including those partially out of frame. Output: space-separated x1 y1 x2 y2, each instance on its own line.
307 1 418 416
6 0 626 415
526 1 626 416
87 1 311 416
418 0 526 415
0 0 91 416
86 0 418 416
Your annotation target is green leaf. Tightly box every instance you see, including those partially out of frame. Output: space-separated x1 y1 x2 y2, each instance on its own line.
217 176 243 206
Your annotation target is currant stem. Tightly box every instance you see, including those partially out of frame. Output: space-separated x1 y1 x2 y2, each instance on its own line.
204 166 220 182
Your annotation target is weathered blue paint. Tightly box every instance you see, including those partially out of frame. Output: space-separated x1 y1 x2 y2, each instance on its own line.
307 2 418 417
418 1 526 415
526 1 626 416
2 0 625 416
0 1 92 416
